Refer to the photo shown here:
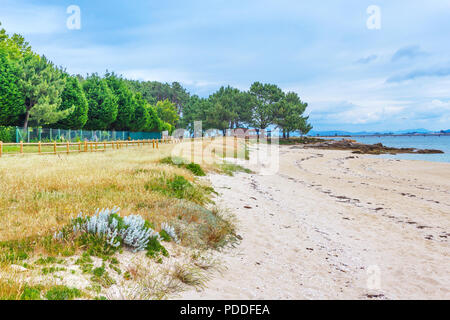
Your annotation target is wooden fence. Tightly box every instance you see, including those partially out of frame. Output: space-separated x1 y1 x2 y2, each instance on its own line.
0 138 180 157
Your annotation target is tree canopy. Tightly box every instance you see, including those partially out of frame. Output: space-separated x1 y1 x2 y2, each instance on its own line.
19 55 69 128
105 72 136 131
249 82 285 130
0 46 24 126
82 74 118 130
54 75 88 129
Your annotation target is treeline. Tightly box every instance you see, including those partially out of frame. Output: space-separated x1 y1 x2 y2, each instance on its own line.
0 23 178 133
0 23 312 137
182 83 312 137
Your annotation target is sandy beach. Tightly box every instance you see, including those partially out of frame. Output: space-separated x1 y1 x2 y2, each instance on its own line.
179 145 450 300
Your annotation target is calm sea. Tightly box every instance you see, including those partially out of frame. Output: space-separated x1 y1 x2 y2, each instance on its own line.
328 135 450 163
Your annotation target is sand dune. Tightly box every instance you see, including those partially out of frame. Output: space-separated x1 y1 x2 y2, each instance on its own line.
179 145 450 300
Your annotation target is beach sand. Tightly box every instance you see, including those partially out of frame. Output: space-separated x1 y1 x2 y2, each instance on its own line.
178 145 450 300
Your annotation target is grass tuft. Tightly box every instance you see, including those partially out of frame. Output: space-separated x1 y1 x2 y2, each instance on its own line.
219 163 252 176
172 263 207 288
45 285 81 300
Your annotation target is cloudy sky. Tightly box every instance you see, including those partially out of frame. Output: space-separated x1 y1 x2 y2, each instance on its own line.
1 0 449 131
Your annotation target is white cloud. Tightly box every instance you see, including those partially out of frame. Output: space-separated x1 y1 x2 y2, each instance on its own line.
0 1 66 35
120 68 218 88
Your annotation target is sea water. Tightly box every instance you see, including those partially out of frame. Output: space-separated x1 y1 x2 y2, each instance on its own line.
328 135 450 163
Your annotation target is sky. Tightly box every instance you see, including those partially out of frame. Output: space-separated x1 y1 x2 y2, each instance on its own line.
1 0 449 131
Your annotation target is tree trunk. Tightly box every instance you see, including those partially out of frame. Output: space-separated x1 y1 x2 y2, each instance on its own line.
23 109 31 131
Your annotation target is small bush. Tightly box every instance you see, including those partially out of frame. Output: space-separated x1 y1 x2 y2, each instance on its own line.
160 157 206 176
145 175 212 204
219 163 252 176
91 268 116 288
45 286 81 300
0 239 33 265
171 202 236 249
185 163 206 176
92 266 105 277
20 286 42 300
160 223 179 243
54 208 169 259
172 264 206 288
0 126 15 143
35 257 57 265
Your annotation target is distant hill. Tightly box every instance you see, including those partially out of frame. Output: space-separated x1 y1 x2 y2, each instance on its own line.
309 129 437 136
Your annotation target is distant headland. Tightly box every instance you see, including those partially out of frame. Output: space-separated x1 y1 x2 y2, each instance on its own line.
309 129 450 137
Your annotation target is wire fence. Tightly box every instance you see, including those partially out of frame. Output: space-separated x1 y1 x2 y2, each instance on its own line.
8 127 163 143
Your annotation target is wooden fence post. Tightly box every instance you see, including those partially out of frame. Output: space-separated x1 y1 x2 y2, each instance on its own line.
78 142 81 153
38 141 41 154
104 142 106 151
67 141 70 154
84 141 87 152
90 142 93 152
54 141 57 154
156 139 159 149
20 141 23 154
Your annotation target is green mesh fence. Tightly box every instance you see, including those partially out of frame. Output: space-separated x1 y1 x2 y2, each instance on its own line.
14 127 162 143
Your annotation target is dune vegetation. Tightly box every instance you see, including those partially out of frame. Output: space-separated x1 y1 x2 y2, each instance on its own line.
0 138 248 300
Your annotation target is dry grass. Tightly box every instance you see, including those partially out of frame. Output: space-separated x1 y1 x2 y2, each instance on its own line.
172 263 208 288
0 138 246 242
0 137 249 299
0 278 24 300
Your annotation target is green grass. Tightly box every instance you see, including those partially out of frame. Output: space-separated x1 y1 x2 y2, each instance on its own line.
20 286 42 300
2 144 93 155
45 286 81 300
219 163 253 176
41 266 66 275
160 157 206 176
185 163 206 176
145 175 213 205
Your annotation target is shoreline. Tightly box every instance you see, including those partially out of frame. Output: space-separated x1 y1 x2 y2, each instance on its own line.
177 145 450 300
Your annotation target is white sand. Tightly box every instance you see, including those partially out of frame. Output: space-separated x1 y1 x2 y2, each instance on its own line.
179 145 450 300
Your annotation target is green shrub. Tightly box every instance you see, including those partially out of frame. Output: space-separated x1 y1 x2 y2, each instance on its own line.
146 236 169 258
92 266 105 277
54 208 169 260
219 163 252 176
35 257 57 265
145 175 212 204
160 157 206 176
20 286 42 300
45 286 81 300
185 163 206 176
0 126 15 143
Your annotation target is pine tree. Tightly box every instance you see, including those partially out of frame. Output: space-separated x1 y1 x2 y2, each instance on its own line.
54 75 88 129
18 55 68 129
0 47 24 125
82 74 118 130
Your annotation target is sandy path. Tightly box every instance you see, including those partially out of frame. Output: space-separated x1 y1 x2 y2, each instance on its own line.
178 146 450 300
